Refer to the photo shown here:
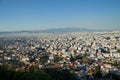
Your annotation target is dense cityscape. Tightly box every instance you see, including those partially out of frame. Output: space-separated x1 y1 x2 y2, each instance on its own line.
0 31 120 80
1 0 120 80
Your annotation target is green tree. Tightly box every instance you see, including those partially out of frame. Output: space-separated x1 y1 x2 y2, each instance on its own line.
112 60 118 66
70 54 75 62
40 53 49 64
116 49 120 53
82 57 89 64
94 65 102 78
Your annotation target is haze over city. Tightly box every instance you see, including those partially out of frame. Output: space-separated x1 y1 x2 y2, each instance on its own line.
0 0 120 80
0 0 120 31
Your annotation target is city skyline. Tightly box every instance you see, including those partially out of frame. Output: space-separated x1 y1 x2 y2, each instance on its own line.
0 0 120 31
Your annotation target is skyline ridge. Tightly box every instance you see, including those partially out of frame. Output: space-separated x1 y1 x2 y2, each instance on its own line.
0 27 119 33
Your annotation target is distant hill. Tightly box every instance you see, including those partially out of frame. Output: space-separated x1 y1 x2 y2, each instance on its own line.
40 28 94 33
0 28 112 35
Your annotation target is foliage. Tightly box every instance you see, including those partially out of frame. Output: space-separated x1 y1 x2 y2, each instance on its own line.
116 49 120 53
111 60 119 66
70 54 75 62
82 57 89 64
94 65 102 78
40 53 49 64
54 56 62 62
0 65 77 80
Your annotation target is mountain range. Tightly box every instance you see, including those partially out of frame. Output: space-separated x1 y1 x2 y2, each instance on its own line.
0 28 113 34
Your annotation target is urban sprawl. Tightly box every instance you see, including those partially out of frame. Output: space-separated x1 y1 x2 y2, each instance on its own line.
0 31 120 80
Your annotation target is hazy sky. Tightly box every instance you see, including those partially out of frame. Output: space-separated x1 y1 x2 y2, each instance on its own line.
0 0 120 31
